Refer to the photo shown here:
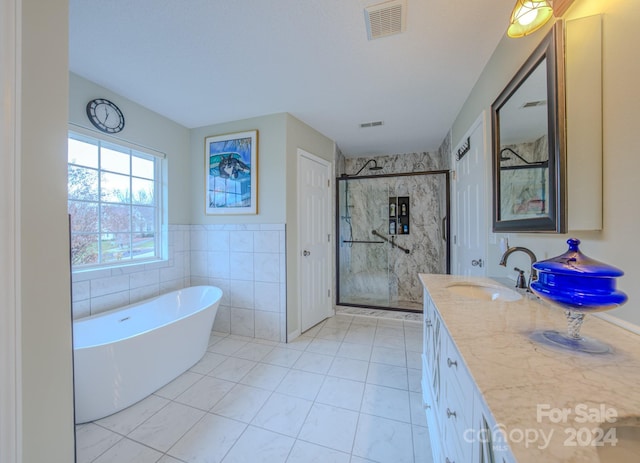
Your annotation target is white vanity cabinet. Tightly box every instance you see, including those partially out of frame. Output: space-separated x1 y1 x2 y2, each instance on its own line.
420 273 640 463
422 289 516 463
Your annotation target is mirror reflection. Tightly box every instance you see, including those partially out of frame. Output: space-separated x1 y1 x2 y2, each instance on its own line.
498 58 549 221
492 22 566 233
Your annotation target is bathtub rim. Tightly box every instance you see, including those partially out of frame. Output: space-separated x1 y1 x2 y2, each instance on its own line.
73 285 223 350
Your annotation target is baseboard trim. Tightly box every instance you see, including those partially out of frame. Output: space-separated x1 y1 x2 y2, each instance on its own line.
287 329 301 343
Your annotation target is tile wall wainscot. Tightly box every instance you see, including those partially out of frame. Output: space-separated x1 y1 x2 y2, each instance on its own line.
189 223 287 343
71 224 192 319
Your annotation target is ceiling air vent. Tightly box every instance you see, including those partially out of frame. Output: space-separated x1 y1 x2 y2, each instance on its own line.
365 0 406 40
360 121 384 128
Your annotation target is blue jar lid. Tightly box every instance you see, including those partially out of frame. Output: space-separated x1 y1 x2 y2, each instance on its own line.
532 239 624 277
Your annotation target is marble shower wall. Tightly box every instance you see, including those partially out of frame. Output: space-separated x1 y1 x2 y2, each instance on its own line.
500 136 549 220
339 149 449 308
343 150 447 176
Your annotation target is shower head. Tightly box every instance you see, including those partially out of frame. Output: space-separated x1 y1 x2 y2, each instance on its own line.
348 159 383 177
369 160 383 171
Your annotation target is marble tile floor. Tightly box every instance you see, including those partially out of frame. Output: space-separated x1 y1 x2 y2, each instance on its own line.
76 313 433 463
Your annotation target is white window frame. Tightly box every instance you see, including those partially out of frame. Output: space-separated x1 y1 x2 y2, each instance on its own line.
67 128 167 272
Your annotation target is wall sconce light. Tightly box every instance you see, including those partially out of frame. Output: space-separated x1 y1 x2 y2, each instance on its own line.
507 0 554 38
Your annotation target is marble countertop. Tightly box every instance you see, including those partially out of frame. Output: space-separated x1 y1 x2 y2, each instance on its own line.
419 273 640 463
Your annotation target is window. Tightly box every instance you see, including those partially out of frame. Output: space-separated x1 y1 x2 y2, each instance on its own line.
67 131 164 269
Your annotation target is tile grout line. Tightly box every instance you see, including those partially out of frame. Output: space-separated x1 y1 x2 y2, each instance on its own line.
79 311 427 463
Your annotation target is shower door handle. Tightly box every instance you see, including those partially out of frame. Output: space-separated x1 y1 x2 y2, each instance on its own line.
303 250 310 256
442 216 447 242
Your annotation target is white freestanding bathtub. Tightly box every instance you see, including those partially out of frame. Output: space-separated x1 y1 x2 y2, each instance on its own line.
73 285 222 423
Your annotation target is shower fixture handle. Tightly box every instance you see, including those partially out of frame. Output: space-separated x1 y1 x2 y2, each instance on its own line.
303 250 310 256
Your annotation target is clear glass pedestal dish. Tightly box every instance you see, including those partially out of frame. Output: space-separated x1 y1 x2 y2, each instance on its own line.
530 239 627 354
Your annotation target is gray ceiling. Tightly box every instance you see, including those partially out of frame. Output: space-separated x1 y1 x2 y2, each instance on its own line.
69 0 515 156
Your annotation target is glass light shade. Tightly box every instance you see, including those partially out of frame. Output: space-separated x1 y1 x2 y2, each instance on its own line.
507 0 554 38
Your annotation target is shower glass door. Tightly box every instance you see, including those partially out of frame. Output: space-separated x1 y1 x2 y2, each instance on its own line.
338 177 390 307
336 171 450 312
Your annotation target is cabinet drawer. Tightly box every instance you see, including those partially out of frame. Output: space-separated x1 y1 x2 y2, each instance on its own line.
443 337 474 414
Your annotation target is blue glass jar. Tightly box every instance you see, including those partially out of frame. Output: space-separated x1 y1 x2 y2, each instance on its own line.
530 238 627 312
530 239 627 354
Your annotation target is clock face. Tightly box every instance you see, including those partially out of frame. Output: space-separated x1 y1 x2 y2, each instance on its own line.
86 98 125 134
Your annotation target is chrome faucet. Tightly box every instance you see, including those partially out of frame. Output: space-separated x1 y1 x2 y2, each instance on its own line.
499 247 538 289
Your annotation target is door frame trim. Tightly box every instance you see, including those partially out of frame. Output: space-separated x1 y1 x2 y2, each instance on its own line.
296 148 332 335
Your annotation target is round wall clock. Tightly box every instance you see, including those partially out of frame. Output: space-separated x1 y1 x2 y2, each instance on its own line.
86 98 125 134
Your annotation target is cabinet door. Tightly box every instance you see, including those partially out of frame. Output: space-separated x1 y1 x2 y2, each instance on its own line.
473 410 516 463
422 292 445 463
431 312 443 408
442 337 475 462
422 292 442 408
423 291 434 374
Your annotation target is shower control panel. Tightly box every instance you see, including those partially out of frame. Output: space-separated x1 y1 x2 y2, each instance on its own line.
389 196 410 235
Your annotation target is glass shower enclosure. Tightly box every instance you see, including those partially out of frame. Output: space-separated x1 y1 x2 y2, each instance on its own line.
336 171 450 312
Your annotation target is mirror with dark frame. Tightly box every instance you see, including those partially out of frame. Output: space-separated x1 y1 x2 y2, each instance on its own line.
492 22 566 233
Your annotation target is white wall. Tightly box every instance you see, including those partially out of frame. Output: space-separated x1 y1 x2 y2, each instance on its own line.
451 0 640 326
69 73 191 224
68 74 193 318
189 114 288 224
190 113 335 339
20 0 75 459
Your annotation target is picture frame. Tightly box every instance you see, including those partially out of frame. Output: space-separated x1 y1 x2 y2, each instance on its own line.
204 130 258 215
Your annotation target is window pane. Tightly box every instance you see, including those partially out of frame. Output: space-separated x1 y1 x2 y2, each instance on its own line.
68 131 162 268
132 178 154 205
101 172 130 203
68 166 98 201
68 138 98 168
132 232 156 260
71 234 99 265
101 233 131 263
101 204 130 233
101 146 130 175
132 155 154 179
69 201 98 233
132 205 155 234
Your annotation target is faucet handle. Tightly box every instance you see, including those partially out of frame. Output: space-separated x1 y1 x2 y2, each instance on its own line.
514 267 527 289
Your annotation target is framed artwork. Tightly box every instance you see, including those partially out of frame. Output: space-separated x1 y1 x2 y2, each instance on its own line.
205 130 258 215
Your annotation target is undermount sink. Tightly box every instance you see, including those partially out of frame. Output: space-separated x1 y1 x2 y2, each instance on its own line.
446 282 523 302
597 422 640 462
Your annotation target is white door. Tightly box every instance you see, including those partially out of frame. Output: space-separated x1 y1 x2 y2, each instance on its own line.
452 114 487 276
298 149 332 332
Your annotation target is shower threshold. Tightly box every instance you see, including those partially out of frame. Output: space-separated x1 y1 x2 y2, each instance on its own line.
336 305 423 322
338 298 423 313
